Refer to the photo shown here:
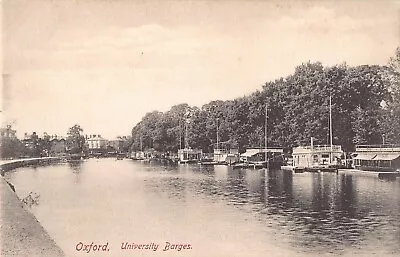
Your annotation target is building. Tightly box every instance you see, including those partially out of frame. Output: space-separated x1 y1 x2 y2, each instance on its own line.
292 145 343 168
21 132 36 149
178 148 202 163
213 148 239 164
0 126 17 138
109 136 129 152
214 148 239 164
49 136 66 156
86 134 108 154
353 145 400 172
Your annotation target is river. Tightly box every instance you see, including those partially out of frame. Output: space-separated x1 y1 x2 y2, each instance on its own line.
3 158 400 257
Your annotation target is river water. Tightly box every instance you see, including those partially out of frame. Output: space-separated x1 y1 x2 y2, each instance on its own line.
4 158 400 257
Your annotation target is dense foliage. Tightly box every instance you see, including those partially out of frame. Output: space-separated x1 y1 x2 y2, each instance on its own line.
66 124 86 154
131 54 400 153
0 125 26 158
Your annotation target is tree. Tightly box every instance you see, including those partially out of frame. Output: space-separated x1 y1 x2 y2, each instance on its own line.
0 124 25 158
378 47 400 144
130 61 394 154
351 106 381 145
38 132 51 156
29 132 41 157
66 124 85 154
389 47 400 72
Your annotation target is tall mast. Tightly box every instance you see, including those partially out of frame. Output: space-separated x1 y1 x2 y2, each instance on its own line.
140 135 143 152
265 102 268 165
216 118 219 150
185 119 189 149
179 122 182 150
329 94 333 162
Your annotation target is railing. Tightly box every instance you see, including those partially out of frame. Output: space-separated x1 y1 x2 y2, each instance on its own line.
295 145 342 151
356 144 400 152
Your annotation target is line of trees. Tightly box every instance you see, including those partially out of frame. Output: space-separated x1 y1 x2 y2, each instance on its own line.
131 48 400 153
0 128 52 159
1 124 133 159
0 124 88 159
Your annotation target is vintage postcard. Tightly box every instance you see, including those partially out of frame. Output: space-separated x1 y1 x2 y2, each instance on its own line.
1 0 400 257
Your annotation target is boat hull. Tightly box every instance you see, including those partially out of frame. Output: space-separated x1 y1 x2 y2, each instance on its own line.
338 168 400 179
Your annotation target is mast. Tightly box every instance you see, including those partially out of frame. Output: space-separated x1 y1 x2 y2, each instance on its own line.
185 117 189 149
140 135 143 152
179 121 182 150
265 102 268 166
216 118 219 150
329 94 333 163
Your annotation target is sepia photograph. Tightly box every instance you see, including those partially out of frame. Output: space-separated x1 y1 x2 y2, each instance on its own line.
1 0 400 256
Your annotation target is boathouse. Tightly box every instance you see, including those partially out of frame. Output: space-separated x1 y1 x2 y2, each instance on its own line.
292 145 343 168
353 145 400 172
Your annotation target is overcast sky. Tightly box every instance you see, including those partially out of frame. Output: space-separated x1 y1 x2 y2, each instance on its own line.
2 0 399 139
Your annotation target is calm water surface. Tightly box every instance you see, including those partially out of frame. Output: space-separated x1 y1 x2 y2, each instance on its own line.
4 158 400 257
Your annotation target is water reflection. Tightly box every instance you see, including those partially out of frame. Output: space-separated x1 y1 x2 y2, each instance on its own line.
67 160 84 173
179 166 400 255
67 160 84 184
3 159 400 257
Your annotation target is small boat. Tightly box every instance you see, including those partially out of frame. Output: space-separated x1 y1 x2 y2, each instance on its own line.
178 159 198 164
116 153 125 160
232 162 250 169
293 167 306 173
338 168 400 179
305 166 338 173
249 161 266 169
198 161 218 165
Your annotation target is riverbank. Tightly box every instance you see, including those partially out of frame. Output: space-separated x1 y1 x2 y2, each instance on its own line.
1 158 65 257
0 157 70 175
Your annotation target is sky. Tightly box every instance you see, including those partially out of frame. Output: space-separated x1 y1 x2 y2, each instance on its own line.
1 0 400 139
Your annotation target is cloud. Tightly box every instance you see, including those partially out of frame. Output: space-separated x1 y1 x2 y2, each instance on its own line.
3 0 399 138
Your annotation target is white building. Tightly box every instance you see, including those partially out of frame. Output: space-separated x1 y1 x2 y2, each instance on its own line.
86 135 108 152
292 145 343 168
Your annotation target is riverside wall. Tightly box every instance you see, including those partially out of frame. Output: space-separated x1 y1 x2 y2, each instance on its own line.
1 158 65 257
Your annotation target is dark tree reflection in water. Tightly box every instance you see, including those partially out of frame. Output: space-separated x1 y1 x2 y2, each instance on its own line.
4 159 400 257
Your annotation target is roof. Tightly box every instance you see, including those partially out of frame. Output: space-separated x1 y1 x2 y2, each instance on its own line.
356 145 400 152
178 148 202 154
373 153 400 161
241 149 262 157
241 148 284 157
353 153 400 161
87 136 107 141
293 145 342 154
353 153 377 160
50 138 65 142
